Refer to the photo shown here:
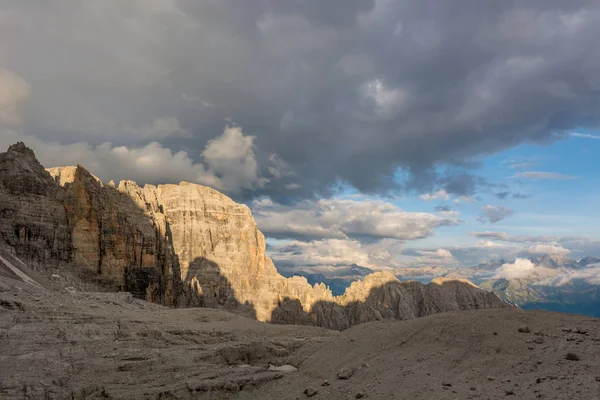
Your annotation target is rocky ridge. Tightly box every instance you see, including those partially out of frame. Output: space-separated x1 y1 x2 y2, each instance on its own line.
0 143 510 329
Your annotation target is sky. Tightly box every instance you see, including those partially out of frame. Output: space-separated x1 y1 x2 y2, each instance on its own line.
2 0 600 279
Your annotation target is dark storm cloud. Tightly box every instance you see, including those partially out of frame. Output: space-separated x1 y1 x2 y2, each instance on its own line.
3 0 600 201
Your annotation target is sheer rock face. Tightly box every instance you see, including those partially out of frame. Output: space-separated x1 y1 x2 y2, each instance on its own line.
0 143 71 269
0 142 510 329
46 167 181 306
154 182 336 321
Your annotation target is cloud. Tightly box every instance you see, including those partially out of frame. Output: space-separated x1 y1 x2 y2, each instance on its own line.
454 195 478 204
4 1 600 201
253 197 460 242
512 171 578 180
509 162 539 170
470 231 509 240
521 244 571 256
268 238 404 272
0 124 266 194
511 192 531 199
0 69 29 125
492 257 600 286
493 258 546 280
477 205 513 223
124 117 191 140
570 132 600 140
466 232 600 257
419 190 450 201
536 267 600 286
407 248 460 267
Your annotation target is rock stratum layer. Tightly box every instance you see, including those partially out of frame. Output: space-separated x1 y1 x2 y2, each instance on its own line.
0 143 510 329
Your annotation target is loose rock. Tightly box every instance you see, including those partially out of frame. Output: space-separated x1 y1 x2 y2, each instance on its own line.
337 367 354 380
565 353 580 361
268 364 298 373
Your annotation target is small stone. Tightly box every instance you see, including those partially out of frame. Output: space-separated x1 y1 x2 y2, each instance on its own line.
487 376 496 381
565 353 580 361
337 367 354 380
355 393 365 399
321 380 330 387
470 387 476 391
268 364 298 373
533 337 544 344
536 378 542 384
304 387 318 397
442 383 452 387
518 326 531 333
595 377 600 382
505 390 515 395
493 332 498 336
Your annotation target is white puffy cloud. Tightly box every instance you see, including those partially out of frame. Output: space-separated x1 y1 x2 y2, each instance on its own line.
268 237 405 274
0 124 266 194
492 258 600 287
493 258 539 280
253 197 460 242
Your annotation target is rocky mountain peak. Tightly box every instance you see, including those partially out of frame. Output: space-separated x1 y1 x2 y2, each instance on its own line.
0 142 57 197
7 141 35 156
529 253 577 269
0 142 510 330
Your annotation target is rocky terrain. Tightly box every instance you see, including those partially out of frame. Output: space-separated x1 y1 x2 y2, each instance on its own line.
2 253 599 399
0 142 509 330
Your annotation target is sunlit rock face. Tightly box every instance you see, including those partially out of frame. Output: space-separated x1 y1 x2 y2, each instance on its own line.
47 167 181 305
0 142 510 329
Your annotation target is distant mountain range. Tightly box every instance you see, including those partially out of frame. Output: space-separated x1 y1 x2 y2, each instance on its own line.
289 255 600 317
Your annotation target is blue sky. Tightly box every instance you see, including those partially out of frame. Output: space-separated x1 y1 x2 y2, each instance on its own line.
409 132 600 242
263 132 600 274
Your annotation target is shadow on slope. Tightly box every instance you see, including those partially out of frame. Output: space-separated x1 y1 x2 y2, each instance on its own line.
182 256 257 320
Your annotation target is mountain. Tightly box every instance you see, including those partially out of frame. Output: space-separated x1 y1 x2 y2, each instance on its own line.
478 278 544 304
577 256 600 267
0 142 509 329
528 253 579 269
442 260 505 284
462 255 600 317
280 264 373 296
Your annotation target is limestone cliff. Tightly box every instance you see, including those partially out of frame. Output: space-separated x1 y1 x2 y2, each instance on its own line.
0 144 180 305
0 142 510 330
0 143 71 269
